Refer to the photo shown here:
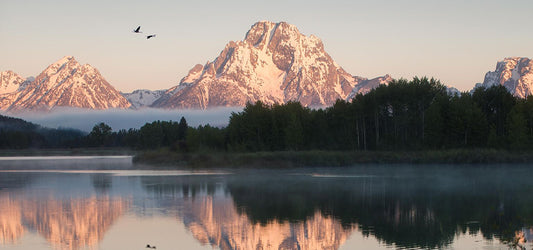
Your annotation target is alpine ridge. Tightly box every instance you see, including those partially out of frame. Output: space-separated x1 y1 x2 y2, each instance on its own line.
1 56 131 112
152 21 391 109
478 57 533 98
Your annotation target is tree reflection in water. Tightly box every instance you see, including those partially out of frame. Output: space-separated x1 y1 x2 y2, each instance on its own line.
140 166 533 249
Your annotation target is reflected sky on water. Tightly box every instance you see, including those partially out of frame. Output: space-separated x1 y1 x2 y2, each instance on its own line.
0 158 532 250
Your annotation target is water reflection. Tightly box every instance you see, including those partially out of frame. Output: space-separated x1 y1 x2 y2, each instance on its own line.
139 167 533 250
0 164 532 250
179 196 354 249
0 192 129 250
516 228 533 247
0 194 24 244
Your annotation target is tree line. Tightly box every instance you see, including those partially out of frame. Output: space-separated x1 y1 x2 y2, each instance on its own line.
2 77 533 151
222 78 533 151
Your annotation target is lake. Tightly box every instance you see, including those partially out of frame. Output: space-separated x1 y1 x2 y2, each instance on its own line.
0 156 532 250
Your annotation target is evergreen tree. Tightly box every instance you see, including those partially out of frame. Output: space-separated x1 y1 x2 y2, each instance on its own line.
178 116 188 140
88 122 113 147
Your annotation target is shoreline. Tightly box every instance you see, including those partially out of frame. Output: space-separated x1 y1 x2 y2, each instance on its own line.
2 148 533 168
0 148 134 157
133 149 533 168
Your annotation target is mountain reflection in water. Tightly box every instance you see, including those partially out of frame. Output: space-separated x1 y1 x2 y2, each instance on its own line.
178 196 353 249
0 165 532 250
0 193 128 249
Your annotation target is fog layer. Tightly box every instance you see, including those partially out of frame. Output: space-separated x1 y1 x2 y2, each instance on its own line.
9 107 242 132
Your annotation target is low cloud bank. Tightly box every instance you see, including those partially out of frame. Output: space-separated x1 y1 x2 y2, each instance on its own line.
10 107 242 132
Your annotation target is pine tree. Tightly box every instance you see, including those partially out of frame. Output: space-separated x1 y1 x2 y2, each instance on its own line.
178 116 188 140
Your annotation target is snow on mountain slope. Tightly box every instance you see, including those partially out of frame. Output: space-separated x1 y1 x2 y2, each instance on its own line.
122 89 165 109
152 21 390 109
0 71 32 110
0 71 26 95
346 75 393 100
5 56 131 112
479 57 533 98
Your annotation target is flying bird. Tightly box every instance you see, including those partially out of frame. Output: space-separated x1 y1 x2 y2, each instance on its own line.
133 26 142 33
146 34 156 39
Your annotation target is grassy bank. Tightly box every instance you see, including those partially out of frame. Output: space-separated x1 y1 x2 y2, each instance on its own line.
5 148 532 167
133 149 533 168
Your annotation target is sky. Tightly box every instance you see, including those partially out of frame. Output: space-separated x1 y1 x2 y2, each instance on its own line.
1 0 533 92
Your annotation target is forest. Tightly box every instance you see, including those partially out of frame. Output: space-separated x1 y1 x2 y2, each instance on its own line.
1 77 533 152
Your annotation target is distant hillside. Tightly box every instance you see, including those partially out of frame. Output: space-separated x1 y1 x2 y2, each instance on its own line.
0 114 40 131
0 114 85 149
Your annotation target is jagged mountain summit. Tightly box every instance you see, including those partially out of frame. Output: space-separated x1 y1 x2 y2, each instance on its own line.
477 57 533 98
152 21 390 109
122 89 166 109
2 56 131 112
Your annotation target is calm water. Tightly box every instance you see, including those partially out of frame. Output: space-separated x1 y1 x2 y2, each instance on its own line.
0 157 532 250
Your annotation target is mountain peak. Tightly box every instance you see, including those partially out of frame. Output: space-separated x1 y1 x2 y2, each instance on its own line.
152 21 390 109
41 56 80 77
54 55 76 66
246 21 298 37
481 57 533 98
502 57 528 62
243 21 322 53
3 56 131 112
60 55 75 61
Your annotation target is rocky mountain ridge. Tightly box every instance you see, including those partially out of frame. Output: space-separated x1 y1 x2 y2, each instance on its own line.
152 21 391 109
477 57 533 98
3 23 532 113
0 56 131 112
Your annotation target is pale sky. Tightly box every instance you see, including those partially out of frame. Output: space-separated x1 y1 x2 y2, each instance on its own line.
1 0 532 92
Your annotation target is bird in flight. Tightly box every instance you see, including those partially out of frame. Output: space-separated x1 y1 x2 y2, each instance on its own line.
146 34 156 39
133 26 142 33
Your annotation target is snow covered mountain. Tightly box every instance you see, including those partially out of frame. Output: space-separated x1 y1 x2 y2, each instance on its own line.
0 71 29 95
2 56 131 112
478 57 533 98
346 75 393 100
121 89 165 109
152 21 390 109
0 71 32 110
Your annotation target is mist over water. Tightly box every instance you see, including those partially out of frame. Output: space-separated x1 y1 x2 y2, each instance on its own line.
9 107 242 132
